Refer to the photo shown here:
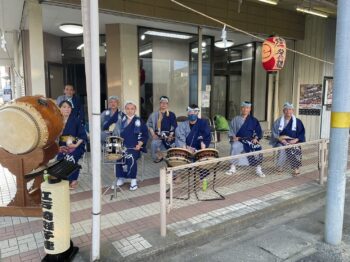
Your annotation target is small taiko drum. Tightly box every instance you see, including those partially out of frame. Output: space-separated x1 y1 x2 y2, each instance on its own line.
194 148 219 169
165 148 192 167
0 96 63 155
104 136 125 161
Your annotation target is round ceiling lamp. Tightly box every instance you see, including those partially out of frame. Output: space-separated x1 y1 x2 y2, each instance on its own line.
214 40 234 48
59 24 83 35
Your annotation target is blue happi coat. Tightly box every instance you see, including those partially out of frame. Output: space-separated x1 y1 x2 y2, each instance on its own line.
101 109 123 131
236 115 263 153
101 109 124 144
147 111 177 148
271 116 305 146
271 116 305 169
57 115 88 181
113 115 149 179
175 119 211 150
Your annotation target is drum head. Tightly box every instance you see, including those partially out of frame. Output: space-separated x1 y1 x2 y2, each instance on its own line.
167 148 192 154
106 154 123 161
0 107 39 154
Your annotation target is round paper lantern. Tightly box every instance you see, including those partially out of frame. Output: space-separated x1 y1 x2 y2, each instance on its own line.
262 36 286 72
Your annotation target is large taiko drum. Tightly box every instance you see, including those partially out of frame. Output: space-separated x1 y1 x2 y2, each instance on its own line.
194 148 219 169
165 148 192 167
0 96 63 155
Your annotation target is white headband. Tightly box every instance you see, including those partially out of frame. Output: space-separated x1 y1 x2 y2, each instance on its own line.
160 97 169 103
187 106 200 112
124 100 137 108
283 102 294 109
108 95 119 101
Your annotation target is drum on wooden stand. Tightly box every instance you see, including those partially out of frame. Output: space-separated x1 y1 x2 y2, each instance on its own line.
104 136 125 161
0 96 63 155
165 148 192 167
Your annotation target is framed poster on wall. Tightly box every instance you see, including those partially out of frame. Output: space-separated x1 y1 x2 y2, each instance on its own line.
299 84 322 115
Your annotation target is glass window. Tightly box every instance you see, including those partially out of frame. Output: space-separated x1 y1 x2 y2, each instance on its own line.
138 27 213 120
212 42 268 121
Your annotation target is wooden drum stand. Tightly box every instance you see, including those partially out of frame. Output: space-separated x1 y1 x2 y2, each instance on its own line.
0 143 58 217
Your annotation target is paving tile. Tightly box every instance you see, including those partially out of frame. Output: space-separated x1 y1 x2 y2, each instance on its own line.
112 234 152 257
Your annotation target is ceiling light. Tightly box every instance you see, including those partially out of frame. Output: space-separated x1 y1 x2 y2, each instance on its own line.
215 40 234 48
229 57 253 63
246 43 253 47
201 42 207 47
139 49 152 56
77 43 84 50
144 30 192 39
0 31 6 52
140 34 145 40
296 7 328 18
191 47 207 54
59 24 83 35
258 0 278 5
216 24 234 48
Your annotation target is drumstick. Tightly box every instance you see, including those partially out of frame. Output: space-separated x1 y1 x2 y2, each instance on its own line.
124 147 143 150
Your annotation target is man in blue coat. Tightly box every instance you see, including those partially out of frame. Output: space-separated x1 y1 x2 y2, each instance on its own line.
147 96 177 163
226 101 265 177
56 84 85 123
175 104 211 152
112 101 148 191
101 96 124 144
270 102 305 176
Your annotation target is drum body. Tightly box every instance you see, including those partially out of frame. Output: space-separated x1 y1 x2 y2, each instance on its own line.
0 96 63 155
165 148 192 167
104 136 125 161
194 148 219 169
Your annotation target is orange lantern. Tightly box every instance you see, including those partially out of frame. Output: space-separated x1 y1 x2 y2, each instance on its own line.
262 36 286 72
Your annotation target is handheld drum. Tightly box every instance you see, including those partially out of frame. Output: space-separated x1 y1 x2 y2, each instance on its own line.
104 136 125 161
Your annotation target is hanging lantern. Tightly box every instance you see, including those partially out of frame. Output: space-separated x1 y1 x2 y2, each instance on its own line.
262 36 286 72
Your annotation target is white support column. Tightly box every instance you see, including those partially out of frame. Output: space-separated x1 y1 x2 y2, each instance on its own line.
120 24 140 115
81 0 102 260
27 0 45 96
197 27 202 116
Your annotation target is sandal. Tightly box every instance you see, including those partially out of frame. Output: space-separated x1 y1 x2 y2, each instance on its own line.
69 180 78 190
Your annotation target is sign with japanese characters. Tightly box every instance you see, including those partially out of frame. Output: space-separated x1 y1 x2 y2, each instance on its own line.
41 180 71 254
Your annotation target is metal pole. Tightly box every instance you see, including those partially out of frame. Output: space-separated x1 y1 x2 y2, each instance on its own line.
81 0 102 260
90 0 102 259
160 168 167 237
197 27 202 117
325 0 350 245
